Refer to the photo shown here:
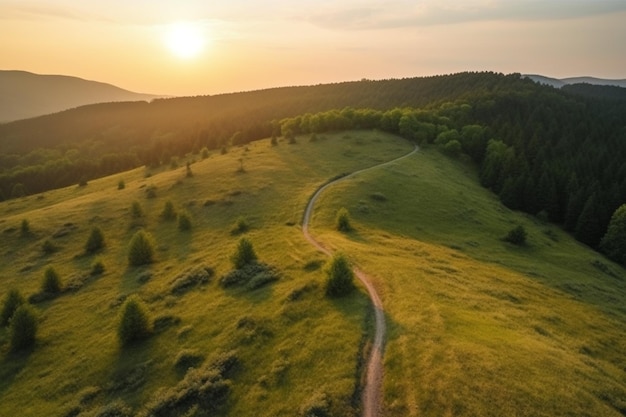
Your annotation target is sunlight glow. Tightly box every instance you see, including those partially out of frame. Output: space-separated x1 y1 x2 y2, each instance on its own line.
163 22 207 59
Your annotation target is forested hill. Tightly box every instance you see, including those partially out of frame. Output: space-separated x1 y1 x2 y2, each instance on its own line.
1 72 626 257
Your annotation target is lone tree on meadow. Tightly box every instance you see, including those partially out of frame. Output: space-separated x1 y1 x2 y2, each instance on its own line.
325 253 355 297
504 225 527 246
231 237 258 269
600 204 626 266
128 230 156 266
161 200 177 221
118 296 152 346
9 304 38 352
336 207 353 232
85 226 105 254
1 289 25 326
42 266 62 294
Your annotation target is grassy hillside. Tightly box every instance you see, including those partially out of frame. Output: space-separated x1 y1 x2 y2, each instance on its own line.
1 131 625 416
309 146 626 416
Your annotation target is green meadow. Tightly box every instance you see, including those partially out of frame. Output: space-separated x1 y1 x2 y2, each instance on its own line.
1 131 625 416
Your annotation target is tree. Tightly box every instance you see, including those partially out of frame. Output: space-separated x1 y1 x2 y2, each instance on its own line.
118 296 151 346
231 237 257 269
9 305 38 352
118 180 125 190
178 210 192 231
131 201 144 219
161 200 177 221
20 219 30 237
600 204 626 266
128 230 155 266
575 194 603 247
325 253 355 297
85 226 105 254
1 289 25 326
336 208 353 232
42 267 62 293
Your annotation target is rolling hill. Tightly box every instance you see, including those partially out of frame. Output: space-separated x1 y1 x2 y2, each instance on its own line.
0 70 162 123
524 74 626 89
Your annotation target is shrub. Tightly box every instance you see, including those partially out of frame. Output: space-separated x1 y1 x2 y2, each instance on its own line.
42 266 62 294
161 200 177 221
178 210 192 231
230 216 249 235
20 219 30 236
201 147 210 159
174 349 205 371
146 186 157 199
118 180 125 190
9 304 38 352
128 230 155 266
170 266 214 294
231 237 258 269
504 225 527 245
84 226 105 254
336 207 352 232
325 253 355 297
42 239 58 254
1 289 25 326
220 262 280 289
118 296 152 346
91 259 105 276
300 392 331 417
131 201 144 219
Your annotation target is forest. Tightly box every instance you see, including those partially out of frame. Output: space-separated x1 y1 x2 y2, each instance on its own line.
1 72 625 256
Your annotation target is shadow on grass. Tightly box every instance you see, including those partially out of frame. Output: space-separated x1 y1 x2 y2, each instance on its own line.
0 345 34 396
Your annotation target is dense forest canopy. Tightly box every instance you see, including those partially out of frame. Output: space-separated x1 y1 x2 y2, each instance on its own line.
1 72 625 258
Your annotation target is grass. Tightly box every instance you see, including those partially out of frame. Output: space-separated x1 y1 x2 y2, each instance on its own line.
1 132 625 416
0 131 407 417
309 146 626 416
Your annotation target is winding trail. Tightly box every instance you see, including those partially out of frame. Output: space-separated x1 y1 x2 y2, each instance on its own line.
302 145 418 417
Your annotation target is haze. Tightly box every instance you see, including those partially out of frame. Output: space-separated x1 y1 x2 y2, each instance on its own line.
1 0 625 96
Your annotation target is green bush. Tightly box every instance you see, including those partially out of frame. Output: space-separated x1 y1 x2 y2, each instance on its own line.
84 226 105 254
42 266 62 294
325 253 355 297
118 296 152 346
42 239 58 254
20 219 30 237
178 210 192 231
9 304 38 352
231 237 258 269
118 180 125 190
504 225 527 245
230 216 249 235
131 201 144 219
91 259 105 276
335 207 352 232
1 289 25 326
128 230 155 266
161 200 177 221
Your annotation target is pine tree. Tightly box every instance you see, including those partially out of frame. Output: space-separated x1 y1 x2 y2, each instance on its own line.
325 253 355 297
600 204 626 266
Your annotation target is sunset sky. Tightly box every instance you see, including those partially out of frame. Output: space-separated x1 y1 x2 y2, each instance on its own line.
1 0 625 96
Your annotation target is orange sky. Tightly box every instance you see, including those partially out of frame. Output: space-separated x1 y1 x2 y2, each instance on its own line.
1 0 625 96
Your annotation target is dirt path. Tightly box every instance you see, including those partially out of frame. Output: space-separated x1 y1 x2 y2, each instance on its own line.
302 145 418 417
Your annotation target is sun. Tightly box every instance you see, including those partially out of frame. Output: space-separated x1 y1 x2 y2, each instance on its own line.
163 22 206 59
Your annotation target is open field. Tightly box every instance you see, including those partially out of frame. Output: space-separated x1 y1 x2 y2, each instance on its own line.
1 131 625 416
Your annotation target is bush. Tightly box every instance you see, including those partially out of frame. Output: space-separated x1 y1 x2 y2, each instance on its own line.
220 262 280 289
131 201 144 219
118 180 125 190
325 253 355 297
118 296 152 346
170 266 214 294
230 216 249 235
336 207 352 232
91 259 105 276
85 226 105 254
504 225 527 245
42 239 58 254
1 289 25 326
201 147 210 159
128 230 155 266
9 304 38 352
161 200 177 221
178 210 192 231
20 219 30 236
231 237 258 269
42 266 62 293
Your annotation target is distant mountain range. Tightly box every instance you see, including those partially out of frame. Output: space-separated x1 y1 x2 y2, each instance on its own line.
0 70 163 123
524 74 626 89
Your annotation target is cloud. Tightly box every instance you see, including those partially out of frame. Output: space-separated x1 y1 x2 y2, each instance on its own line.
305 0 626 31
